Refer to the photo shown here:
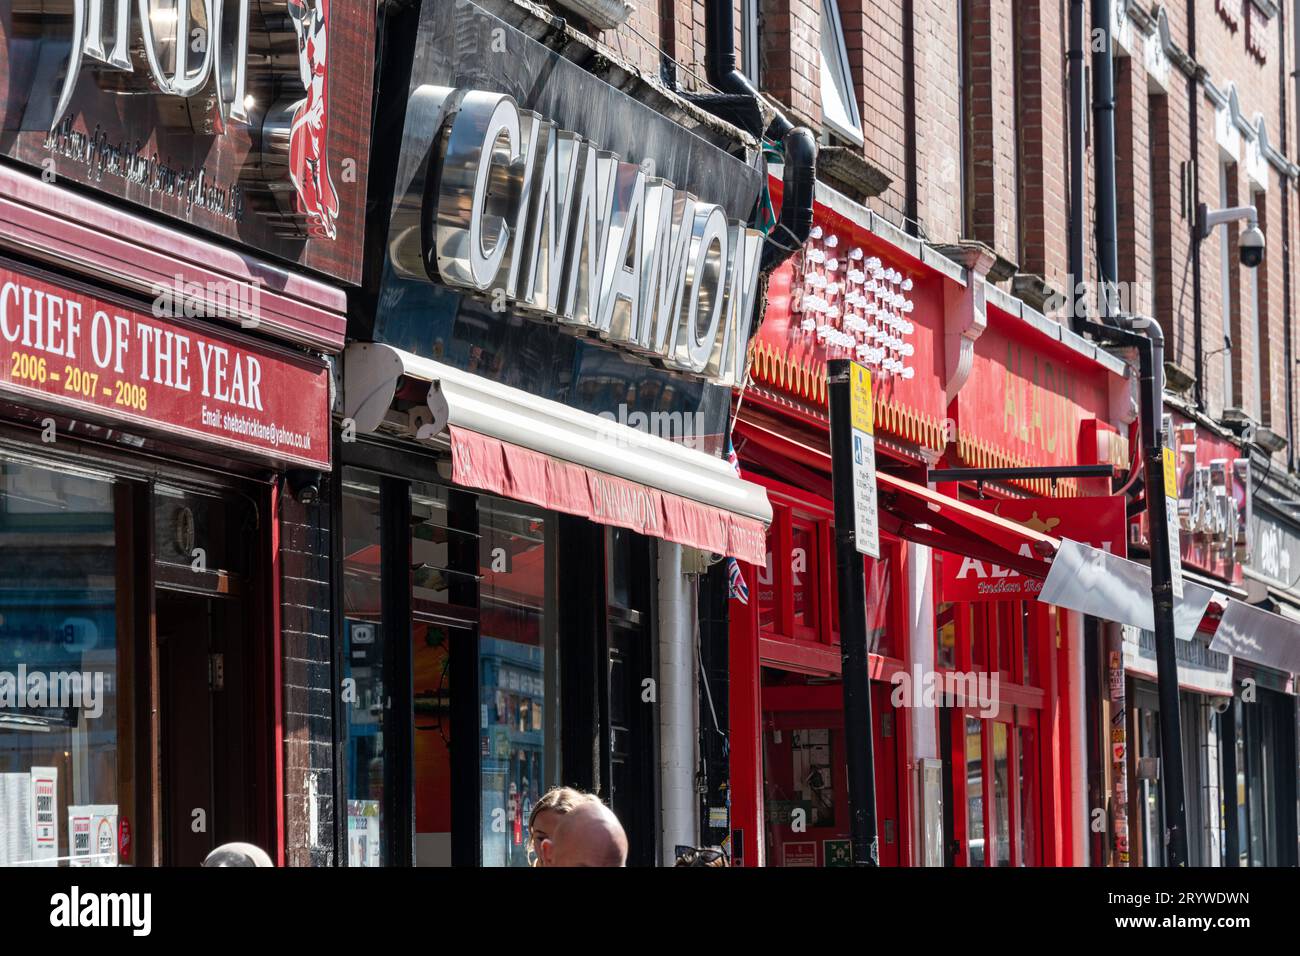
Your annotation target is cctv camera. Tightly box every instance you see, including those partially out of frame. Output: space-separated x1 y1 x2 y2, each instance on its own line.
1211 696 1231 715
286 469 323 505
1240 225 1265 268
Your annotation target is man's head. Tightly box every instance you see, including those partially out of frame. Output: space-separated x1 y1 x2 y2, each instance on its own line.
541 796 628 867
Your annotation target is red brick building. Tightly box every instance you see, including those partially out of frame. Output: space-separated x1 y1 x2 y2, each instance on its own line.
572 0 1300 865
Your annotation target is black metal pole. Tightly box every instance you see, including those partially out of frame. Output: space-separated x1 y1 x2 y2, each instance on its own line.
1083 0 1189 868
1129 319 1190 867
1221 696 1239 866
1068 0 1086 331
1092 0 1120 325
827 359 879 866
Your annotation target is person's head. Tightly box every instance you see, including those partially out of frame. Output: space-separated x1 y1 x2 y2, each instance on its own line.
527 786 587 867
541 795 628 868
674 846 727 867
201 842 274 867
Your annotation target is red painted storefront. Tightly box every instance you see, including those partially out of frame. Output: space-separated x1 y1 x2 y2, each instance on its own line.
728 183 1133 867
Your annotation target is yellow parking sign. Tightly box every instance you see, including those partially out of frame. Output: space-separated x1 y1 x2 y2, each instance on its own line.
851 362 874 435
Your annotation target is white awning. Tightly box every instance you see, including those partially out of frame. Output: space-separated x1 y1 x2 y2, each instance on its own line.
343 342 771 563
1210 599 1300 675
1038 539 1215 641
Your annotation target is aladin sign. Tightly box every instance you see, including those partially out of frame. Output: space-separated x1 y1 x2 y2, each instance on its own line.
389 87 764 387
942 495 1128 602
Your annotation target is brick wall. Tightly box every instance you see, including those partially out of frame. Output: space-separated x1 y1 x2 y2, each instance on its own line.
762 0 822 128
552 0 1300 448
280 491 335 868
1018 0 1069 287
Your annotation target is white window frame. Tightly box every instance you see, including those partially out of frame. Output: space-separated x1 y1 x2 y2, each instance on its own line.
741 0 760 86
1248 191 1264 421
819 0 863 146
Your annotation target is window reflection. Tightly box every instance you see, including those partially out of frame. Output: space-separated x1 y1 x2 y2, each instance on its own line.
341 471 385 867
992 722 1010 866
0 456 120 866
965 716 984 867
865 552 892 657
1018 725 1037 866
478 499 550 868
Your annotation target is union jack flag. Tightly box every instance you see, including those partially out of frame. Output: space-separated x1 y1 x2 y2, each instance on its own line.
726 436 749 604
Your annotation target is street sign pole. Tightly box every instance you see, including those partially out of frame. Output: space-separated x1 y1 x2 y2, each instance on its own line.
827 359 879 866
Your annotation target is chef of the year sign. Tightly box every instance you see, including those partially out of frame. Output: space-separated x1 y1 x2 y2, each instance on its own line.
850 362 881 558
0 267 330 469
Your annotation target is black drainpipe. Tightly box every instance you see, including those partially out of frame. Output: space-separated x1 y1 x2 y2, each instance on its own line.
1092 0 1121 325
1280 2 1295 470
1068 0 1086 330
1189 0 1204 411
703 0 817 275
1081 0 1190 867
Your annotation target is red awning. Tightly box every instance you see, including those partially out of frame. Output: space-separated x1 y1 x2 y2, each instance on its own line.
450 426 768 565
733 416 1057 575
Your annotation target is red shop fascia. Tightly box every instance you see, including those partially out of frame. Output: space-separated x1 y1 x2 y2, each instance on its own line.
728 179 1134 867
0 5 374 868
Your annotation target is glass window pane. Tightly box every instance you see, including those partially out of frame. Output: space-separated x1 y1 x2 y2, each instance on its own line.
997 603 1015 674
1140 707 1164 867
341 470 385 867
410 480 462 867
936 600 957 670
965 716 984 866
1018 724 1037 866
865 550 893 657
478 499 551 867
971 605 987 670
0 455 120 866
791 522 816 631
992 722 1010 866
758 520 777 632
819 0 861 139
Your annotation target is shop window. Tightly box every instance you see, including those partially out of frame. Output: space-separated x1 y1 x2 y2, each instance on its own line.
964 715 985 866
991 721 1011 866
1136 698 1165 866
865 551 894 658
410 480 475 868
970 605 988 670
818 0 863 145
341 470 386 867
1021 604 1036 685
1017 724 1038 866
936 600 957 670
790 518 819 638
757 516 779 632
153 484 253 581
478 499 552 868
995 602 1015 675
0 456 120 866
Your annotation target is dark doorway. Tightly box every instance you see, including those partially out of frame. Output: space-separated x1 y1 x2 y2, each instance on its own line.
152 481 262 866
157 590 252 865
604 528 658 867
